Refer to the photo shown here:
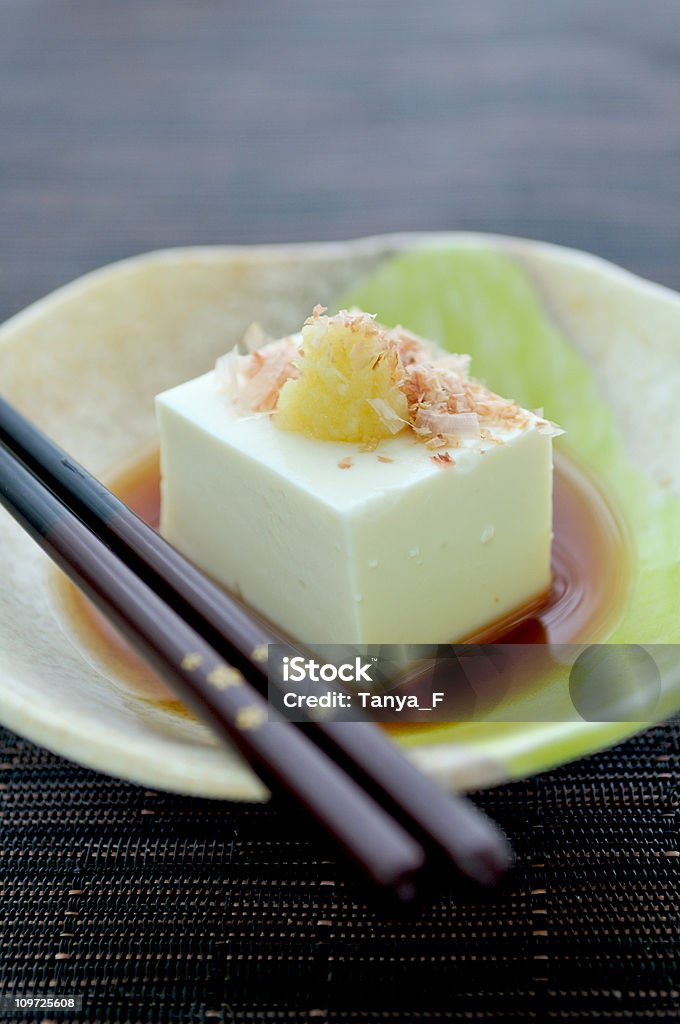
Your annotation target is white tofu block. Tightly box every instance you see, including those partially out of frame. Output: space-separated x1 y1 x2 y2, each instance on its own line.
156 372 553 645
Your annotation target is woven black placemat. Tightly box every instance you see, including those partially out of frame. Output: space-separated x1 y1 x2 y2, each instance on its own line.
0 723 677 1023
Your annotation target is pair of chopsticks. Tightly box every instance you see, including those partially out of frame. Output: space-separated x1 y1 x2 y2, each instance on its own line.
0 394 512 903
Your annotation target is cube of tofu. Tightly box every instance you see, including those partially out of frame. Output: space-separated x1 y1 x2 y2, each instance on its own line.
156 372 553 644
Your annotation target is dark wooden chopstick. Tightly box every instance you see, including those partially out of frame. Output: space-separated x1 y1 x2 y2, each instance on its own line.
0 395 512 886
0 442 430 903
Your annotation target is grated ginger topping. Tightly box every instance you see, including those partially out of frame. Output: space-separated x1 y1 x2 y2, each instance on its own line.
215 307 562 448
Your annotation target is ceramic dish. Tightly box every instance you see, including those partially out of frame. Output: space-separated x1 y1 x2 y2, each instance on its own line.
1 233 678 800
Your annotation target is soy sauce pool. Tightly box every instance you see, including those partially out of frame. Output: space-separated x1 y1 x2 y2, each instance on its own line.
54 446 632 724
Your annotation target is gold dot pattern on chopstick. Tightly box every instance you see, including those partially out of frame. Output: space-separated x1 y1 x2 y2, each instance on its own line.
251 644 268 663
181 652 203 671
235 706 266 730
207 664 243 689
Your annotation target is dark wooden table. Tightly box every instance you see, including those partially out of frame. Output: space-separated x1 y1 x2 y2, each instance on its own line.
0 4 678 1022
2 0 680 325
